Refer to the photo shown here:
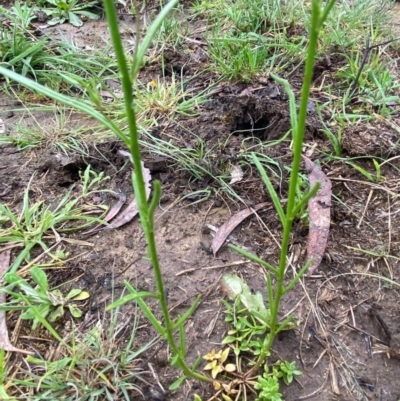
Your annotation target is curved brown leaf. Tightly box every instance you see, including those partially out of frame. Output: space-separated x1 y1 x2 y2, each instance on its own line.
104 153 151 230
82 192 127 237
303 156 332 276
211 202 269 256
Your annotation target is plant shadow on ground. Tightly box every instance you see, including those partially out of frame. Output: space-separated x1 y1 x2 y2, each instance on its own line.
1 0 400 400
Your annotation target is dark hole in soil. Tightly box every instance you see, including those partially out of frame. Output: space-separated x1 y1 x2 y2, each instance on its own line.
233 114 270 138
62 162 87 183
232 108 270 139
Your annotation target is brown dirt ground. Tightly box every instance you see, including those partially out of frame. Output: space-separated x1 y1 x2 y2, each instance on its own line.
1 2 400 401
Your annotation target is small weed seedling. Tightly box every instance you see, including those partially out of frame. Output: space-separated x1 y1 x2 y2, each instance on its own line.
3 266 89 329
0 166 110 273
33 0 101 27
5 300 156 400
197 275 302 401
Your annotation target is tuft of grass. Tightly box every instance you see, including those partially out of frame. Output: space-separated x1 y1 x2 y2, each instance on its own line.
152 4 190 50
0 107 95 154
134 72 208 120
0 166 111 273
5 303 157 400
0 3 117 93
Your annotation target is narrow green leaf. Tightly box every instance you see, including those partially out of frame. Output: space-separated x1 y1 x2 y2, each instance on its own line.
173 295 201 329
106 291 158 310
252 153 286 226
169 375 187 391
70 290 90 301
65 289 82 300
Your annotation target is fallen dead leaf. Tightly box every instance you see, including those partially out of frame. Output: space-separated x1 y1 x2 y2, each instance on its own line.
229 165 244 185
211 202 269 256
0 250 33 354
102 151 152 230
303 156 332 276
82 192 127 237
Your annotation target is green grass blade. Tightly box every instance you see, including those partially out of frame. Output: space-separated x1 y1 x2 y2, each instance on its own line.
251 153 286 226
131 0 180 77
0 67 127 143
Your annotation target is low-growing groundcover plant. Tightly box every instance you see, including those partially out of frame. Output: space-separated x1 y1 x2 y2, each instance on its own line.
4 266 89 330
0 0 337 400
33 0 101 26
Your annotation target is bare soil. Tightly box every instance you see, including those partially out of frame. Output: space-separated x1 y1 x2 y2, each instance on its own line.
1 2 400 401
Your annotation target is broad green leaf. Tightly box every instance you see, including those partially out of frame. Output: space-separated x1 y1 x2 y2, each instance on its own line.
30 266 48 292
77 10 101 20
68 304 83 318
47 290 64 306
221 274 269 319
68 12 83 27
4 273 22 285
221 274 243 299
49 305 64 322
221 336 236 344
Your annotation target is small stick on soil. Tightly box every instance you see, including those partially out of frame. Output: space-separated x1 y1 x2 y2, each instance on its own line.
330 177 398 197
175 260 248 276
357 189 373 229
364 334 372 358
204 308 221 338
201 260 249 270
349 305 356 328
313 349 327 369
299 309 311 369
330 359 341 395
147 362 165 394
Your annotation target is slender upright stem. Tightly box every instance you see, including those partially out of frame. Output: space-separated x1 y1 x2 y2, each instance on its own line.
246 0 324 376
103 0 212 384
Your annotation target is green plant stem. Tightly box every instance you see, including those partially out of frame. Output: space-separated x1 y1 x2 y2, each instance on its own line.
246 0 336 377
103 0 212 384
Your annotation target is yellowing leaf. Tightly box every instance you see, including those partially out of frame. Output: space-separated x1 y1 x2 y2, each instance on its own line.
72 291 90 301
222 394 233 401
204 360 217 370
211 364 223 379
213 381 221 391
220 348 230 364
